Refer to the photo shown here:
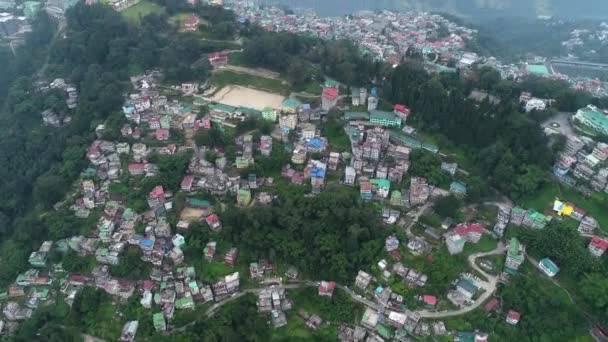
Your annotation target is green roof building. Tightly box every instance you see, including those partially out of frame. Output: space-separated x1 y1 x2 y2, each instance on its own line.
324 79 339 88
388 130 439 153
210 103 236 113
390 190 402 206
175 296 195 309
370 110 402 127
281 99 301 113
237 106 262 118
450 181 467 196
505 237 525 274
160 115 171 129
237 189 251 206
262 107 277 122
235 157 250 169
29 287 50 299
375 324 394 339
344 111 370 121
28 252 47 267
186 198 210 208
539 257 559 277
573 105 608 136
153 312 166 331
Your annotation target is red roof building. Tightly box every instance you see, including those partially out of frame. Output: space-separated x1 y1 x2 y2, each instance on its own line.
68 275 90 285
484 298 499 312
208 51 228 66
142 280 154 291
149 186 164 200
506 310 521 325
205 214 221 231
454 223 484 243
181 175 194 191
394 104 411 117
422 295 437 306
318 281 336 297
589 236 608 257
321 87 339 110
155 129 170 141
183 15 200 32
128 163 146 175
224 247 238 266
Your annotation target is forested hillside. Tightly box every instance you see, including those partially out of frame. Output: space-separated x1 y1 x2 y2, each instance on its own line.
0 2 227 286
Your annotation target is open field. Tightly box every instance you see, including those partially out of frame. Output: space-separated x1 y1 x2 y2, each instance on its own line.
210 70 289 95
207 85 285 111
121 0 163 23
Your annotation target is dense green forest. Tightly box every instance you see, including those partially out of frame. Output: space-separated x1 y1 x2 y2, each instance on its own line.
219 187 385 282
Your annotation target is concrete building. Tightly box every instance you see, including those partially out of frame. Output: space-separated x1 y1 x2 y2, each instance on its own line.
573 105 608 136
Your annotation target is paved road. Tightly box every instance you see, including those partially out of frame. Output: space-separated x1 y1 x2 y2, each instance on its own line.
542 111 576 138
417 243 506 318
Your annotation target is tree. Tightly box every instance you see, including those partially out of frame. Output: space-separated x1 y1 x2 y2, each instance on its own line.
434 195 462 218
511 165 545 199
519 220 600 278
195 127 225 148
286 58 310 86
581 273 608 320
111 247 150 279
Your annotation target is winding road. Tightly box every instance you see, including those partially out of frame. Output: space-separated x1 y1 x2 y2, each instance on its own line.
417 243 506 318
186 242 506 326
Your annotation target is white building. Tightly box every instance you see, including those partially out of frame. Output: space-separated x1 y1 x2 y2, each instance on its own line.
525 98 547 112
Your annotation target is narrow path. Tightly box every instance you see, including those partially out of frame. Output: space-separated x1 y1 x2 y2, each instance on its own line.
525 255 597 325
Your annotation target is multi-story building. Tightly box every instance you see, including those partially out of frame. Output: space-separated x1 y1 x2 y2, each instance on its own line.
573 105 608 136
262 107 277 122
504 238 525 274
279 114 298 130
564 136 585 156
355 270 372 290
321 87 338 111
367 95 378 111
344 166 356 185
589 236 608 257
369 110 402 127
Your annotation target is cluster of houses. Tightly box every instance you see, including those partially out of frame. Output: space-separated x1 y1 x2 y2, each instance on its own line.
553 129 608 194
256 285 292 328
38 78 78 127
234 5 477 67
491 205 552 237
122 71 211 142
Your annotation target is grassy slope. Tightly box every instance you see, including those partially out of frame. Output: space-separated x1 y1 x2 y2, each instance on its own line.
121 1 163 24
210 70 290 96
519 180 608 233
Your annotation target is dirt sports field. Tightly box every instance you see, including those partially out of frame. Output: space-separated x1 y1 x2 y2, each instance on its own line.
179 207 205 223
208 85 285 111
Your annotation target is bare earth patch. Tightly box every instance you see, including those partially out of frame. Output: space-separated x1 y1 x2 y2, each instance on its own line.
180 207 205 223
206 85 285 110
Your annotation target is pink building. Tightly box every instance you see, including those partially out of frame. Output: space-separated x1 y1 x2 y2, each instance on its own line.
321 88 339 111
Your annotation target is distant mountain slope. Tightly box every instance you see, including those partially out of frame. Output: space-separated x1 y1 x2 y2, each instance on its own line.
260 0 608 19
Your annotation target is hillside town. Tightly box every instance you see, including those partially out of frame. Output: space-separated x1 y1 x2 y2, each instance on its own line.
0 52 607 340
2 0 608 341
